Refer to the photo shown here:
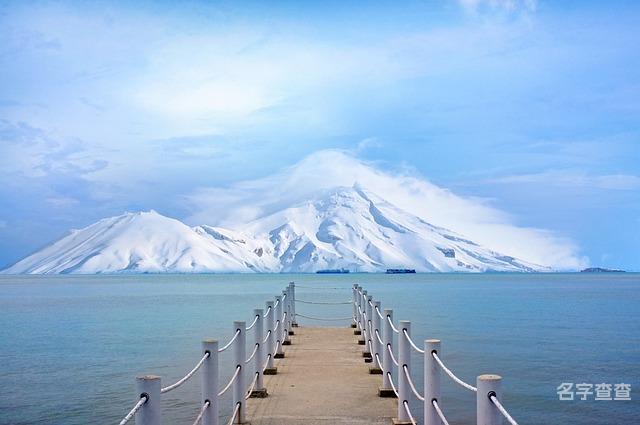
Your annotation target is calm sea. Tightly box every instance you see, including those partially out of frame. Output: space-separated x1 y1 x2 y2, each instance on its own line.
0 273 638 424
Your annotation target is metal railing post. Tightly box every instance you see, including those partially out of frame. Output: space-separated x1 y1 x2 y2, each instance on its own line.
289 282 298 328
202 340 219 425
274 296 285 358
359 290 367 345
363 295 373 361
379 308 395 397
477 374 502 425
233 321 246 424
397 320 411 422
251 309 267 397
135 375 161 425
282 289 291 345
351 284 358 328
264 300 277 374
370 300 382 373
424 339 441 425
354 285 362 335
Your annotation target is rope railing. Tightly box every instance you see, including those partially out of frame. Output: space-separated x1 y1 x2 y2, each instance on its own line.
374 305 384 319
161 352 210 394
432 352 477 392
295 312 353 321
387 315 399 333
295 299 351 305
246 314 260 330
491 394 519 425
245 372 260 400
263 306 272 318
403 365 425 401
403 329 425 354
218 329 241 353
432 399 450 425
262 329 272 344
226 402 240 425
118 395 147 425
191 400 210 425
218 365 241 397
386 372 399 397
245 343 259 363
402 400 417 425
387 343 399 366
374 328 384 345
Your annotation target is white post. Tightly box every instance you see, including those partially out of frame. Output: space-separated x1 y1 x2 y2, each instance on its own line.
274 296 284 358
202 340 219 425
397 320 411 422
282 289 291 345
264 300 277 374
371 300 382 372
290 282 298 327
233 321 246 424
379 308 395 397
477 374 503 425
424 339 441 425
354 285 362 335
135 375 161 425
251 308 267 396
359 290 368 345
364 295 373 360
351 284 358 328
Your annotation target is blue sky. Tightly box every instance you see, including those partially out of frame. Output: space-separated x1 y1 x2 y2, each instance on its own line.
0 0 638 270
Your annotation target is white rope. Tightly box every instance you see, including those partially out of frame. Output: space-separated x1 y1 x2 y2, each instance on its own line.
245 372 260 400
387 315 400 333
274 299 280 308
272 339 281 356
402 400 418 425
191 400 210 425
161 352 210 393
219 329 241 352
432 399 451 425
374 305 384 319
246 315 259 330
263 306 272 318
262 353 272 371
118 395 147 425
403 365 425 401
387 372 399 397
218 365 241 396
245 343 259 363
403 329 425 354
262 329 272 344
273 319 280 332
226 402 240 425
375 353 385 372
491 395 519 425
295 312 353 321
432 352 477 392
387 343 399 366
375 329 384 345
295 299 351 305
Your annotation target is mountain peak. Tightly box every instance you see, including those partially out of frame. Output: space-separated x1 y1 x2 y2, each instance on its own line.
3 190 550 274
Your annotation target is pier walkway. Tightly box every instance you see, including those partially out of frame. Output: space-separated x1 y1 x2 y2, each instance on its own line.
248 326 395 425
117 282 520 425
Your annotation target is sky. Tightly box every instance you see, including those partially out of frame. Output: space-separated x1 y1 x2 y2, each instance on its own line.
0 0 638 270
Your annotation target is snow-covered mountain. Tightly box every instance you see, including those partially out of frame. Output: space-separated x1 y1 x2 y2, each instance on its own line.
2 186 549 274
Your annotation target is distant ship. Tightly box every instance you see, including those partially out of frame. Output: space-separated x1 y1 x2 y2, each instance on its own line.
316 268 350 274
386 268 416 274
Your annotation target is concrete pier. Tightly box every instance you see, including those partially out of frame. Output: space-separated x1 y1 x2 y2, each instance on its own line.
247 326 396 424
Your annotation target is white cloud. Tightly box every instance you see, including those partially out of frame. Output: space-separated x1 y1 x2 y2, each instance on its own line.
459 0 537 13
488 170 640 190
185 149 586 270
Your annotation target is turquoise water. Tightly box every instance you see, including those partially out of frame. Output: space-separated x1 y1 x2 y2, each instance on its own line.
0 273 638 424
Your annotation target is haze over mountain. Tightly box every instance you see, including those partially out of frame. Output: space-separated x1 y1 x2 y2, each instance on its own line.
3 186 549 274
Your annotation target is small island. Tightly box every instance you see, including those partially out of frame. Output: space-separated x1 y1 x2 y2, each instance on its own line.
581 267 625 273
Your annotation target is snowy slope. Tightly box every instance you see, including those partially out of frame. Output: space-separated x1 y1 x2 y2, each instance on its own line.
2 211 257 274
243 186 547 272
2 188 549 274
